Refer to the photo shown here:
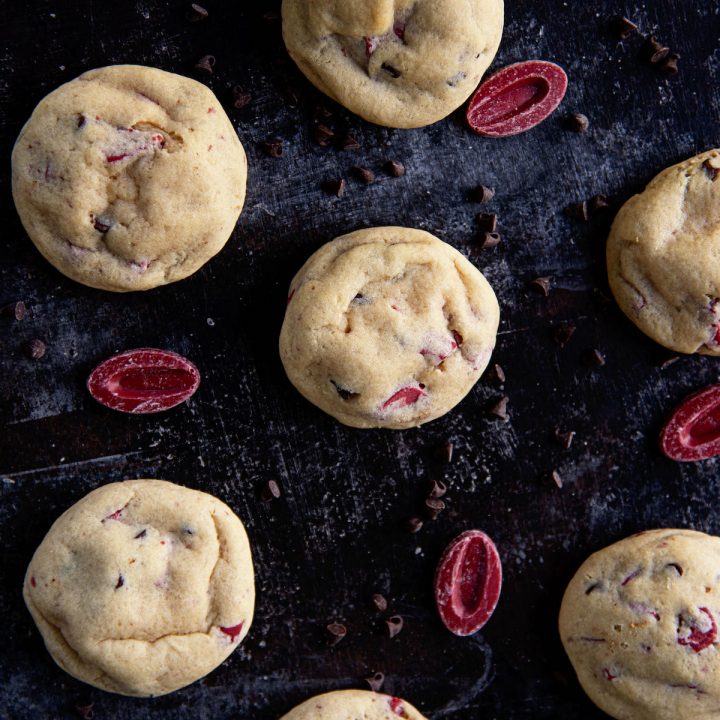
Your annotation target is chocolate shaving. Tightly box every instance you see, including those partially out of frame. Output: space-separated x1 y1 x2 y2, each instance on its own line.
440 440 454 464
590 194 610 212
194 54 215 75
476 212 497 233
115 574 124 589
365 672 385 692
313 124 335 147
93 217 111 233
404 516 423 533
488 396 510 422
260 139 283 158
353 166 375 184
479 231 501 249
660 53 680 76
565 200 589 221
582 348 606 368
340 133 360 151
551 469 563 489
666 563 683 576
77 114 87 128
427 478 447 498
565 113 589 132
326 622 347 646
381 63 402 78
470 185 495 203
259 479 281 501
659 355 680 369
323 178 346 197
134 529 147 539
528 276 552 296
613 16 638 39
385 160 405 177
486 363 505 384
1 301 26 321
74 704 94 720
386 615 404 638
189 3 208 21
371 593 388 612
28 339 46 360
232 86 251 110
425 497 446 520
554 429 576 450
643 36 670 64
331 379 358 399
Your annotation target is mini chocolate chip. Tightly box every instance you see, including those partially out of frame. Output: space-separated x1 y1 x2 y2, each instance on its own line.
194 54 216 75
703 159 720 182
232 86 251 109
660 53 680 76
486 363 506 384
404 516 423 533
75 704 94 720
134 529 147 539
479 231 501 249
565 201 589 221
590 194 610 212
189 3 208 21
554 428 576 450
551 469 563 489
28 339 46 360
425 497 446 520
528 276 552 296
326 622 347 645
470 185 495 203
381 63 402 78
553 324 576 348
659 355 680 369
386 615 404 638
385 160 405 177
488 396 510 422
371 593 388 612
1 301 27 321
565 112 589 132
427 478 447 498
340 133 360 151
613 16 638 39
323 178 346 197
260 479 281 501
313 124 335 147
365 672 385 692
353 166 375 184
115 574 124 589
260 139 283 158
666 562 684 576
582 348 606 368
77 114 86 128
93 217 111 233
476 212 497 233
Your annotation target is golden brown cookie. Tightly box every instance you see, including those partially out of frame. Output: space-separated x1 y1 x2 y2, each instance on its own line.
279 689 427 719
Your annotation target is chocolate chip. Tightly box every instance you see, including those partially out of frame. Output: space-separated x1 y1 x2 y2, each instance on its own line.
643 36 670 64
590 194 610 212
93 217 111 233
427 478 447 498
326 622 347 646
425 497 446 520
528 276 552 296
486 363 506 384
189 3 208 21
381 63 402 78
259 479 281 501
551 469 563 489
331 379 359 399
582 348 606 368
553 324 576 348
404 516 423 533
564 200 589 221
470 185 495 203
1 301 26 321
479 231 501 249
28 339 46 360
353 166 375 184
613 16 638 39
488 396 510 422
74 704 94 720
77 114 87 128
371 593 388 612
385 160 405 177
115 574 124 589
323 178 346 197
703 159 720 182
565 113 589 132
232 86 251 110
476 212 497 233
194 54 216 75
313 124 335 147
554 428 576 450
386 615 404 638
660 53 680 76
659 355 680 369
260 139 283 158
134 529 147 539
365 672 385 692
340 133 360 151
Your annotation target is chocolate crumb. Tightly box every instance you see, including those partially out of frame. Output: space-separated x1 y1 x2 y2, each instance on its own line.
553 324 576 347
194 54 215 75
340 133 360 151
659 355 680 369
385 160 405 177
313 124 335 147
353 166 375 184
643 36 670 64
486 363 506 384
476 212 497 233
582 348 606 368
115 574 124 589
232 86 251 110
425 497 446 520
326 622 347 646
565 113 589 132
322 178 346 197
1 301 26 321
479 231 501 249
189 3 208 21
371 593 388 612
404 516 423 533
565 201 589 222
554 428 576 450
470 185 495 203
259 479 281 501
551 469 564 489
488 396 510 422
427 478 447 498
260 139 283 158
365 672 385 692
528 276 552 297
28 339 46 360
590 194 610 212
613 16 638 39
134 529 147 539
660 53 680 76
386 615 404 638
703 159 720 182
75 704 94 720
77 114 86 128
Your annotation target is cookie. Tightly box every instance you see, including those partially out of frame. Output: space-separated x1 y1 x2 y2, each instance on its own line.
279 689 427 719
24 479 254 697
281 0 504 128
607 150 720 354
279 227 499 429
559 529 720 720
11 65 247 291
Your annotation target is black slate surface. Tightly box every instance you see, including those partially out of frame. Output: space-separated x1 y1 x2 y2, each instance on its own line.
2 1 720 718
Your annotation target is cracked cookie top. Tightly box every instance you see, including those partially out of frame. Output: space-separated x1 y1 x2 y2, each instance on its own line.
279 689 427 719
11 64 247 292
281 0 504 128
279 227 499 429
24 479 255 697
607 150 720 354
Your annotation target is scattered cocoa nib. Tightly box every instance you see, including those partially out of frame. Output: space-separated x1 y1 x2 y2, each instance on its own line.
470 184 495 203
555 428 576 450
381 63 402 78
590 194 610 212
353 166 375 184
613 16 638 40
259 479 281 501
232 86 251 109
194 54 215 75
1 300 26 321
386 615 404 638
340 133 360 151
582 348 606 368
74 704 94 720
528 276 552 296
643 36 670 64
565 200 589 221
488 396 510 422
260 139 283 158
486 363 505 384
427 478 447 498
404 516 423 533
476 212 497 233
323 178 346 197
660 53 680 76
659 355 680 369
551 469 564 489
479 231 501 249
326 622 347 645
28 339 46 360
565 112 589 132
425 497 446 520
385 160 405 177
371 593 388 612
189 3 208 21
313 124 335 147
553 324 576 347
365 672 385 692
703 159 720 182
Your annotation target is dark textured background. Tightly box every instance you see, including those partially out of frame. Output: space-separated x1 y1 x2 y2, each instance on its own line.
1 1 719 718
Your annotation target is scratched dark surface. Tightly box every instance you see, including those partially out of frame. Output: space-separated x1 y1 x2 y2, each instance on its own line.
1 1 720 718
